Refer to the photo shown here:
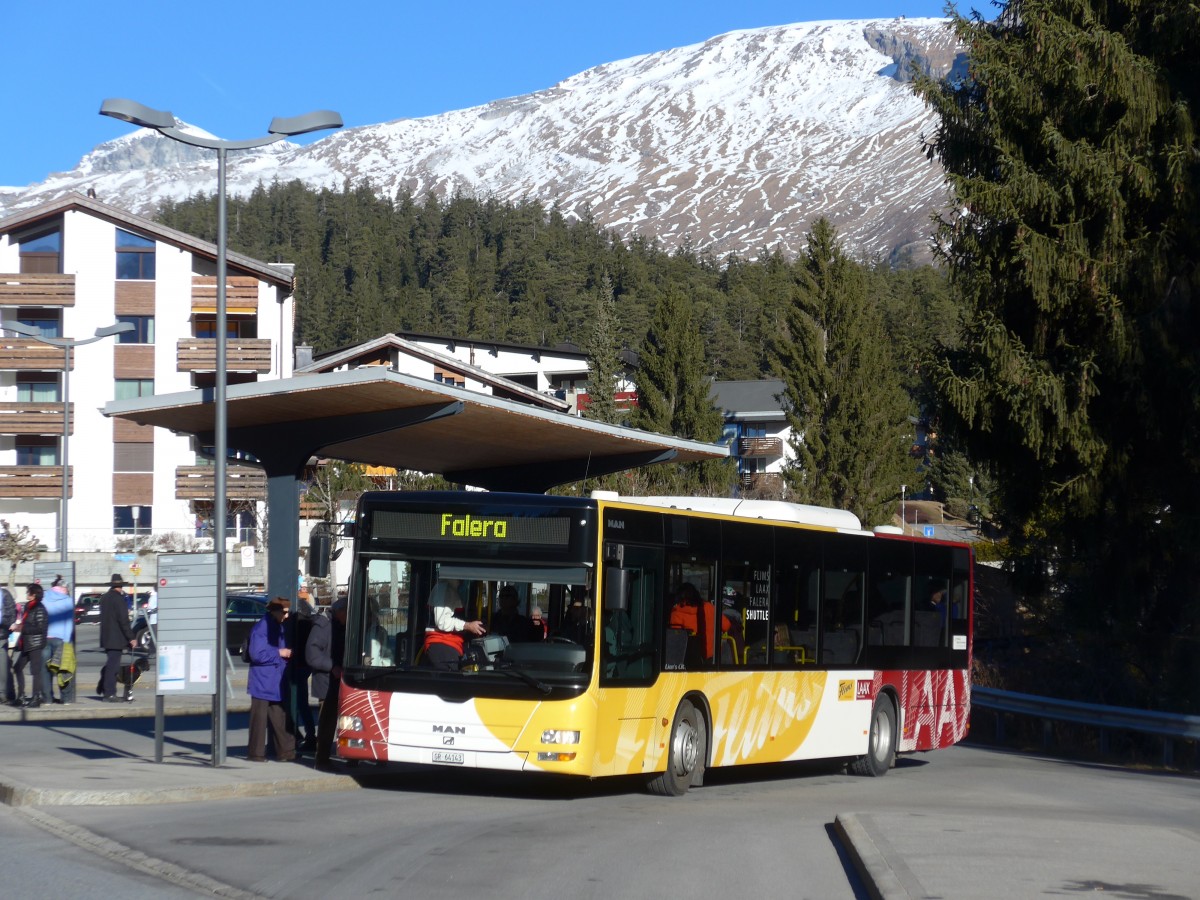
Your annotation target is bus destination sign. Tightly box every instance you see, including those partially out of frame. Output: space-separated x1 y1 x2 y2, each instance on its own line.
373 510 572 547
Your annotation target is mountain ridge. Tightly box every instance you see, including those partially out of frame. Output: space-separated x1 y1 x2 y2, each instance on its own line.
1 18 962 262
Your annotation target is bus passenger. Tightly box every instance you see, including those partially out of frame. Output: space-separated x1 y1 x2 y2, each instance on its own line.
668 583 731 664
422 579 485 671
555 593 592 645
529 605 548 641
491 585 537 643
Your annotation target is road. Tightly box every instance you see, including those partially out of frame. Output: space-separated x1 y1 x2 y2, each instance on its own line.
23 737 1200 900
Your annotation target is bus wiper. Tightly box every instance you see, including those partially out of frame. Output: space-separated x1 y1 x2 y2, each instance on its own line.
495 662 553 696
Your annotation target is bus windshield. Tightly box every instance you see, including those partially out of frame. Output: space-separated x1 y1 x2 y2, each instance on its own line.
351 556 595 683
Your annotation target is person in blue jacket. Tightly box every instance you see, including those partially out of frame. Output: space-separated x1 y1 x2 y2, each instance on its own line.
246 597 296 762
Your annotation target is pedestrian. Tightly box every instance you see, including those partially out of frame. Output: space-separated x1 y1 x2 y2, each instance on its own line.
246 597 296 763
287 595 317 752
13 584 49 707
1 586 17 705
305 597 346 770
43 575 75 704
98 573 136 702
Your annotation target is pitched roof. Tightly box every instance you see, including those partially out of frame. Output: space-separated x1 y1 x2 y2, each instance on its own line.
0 192 294 288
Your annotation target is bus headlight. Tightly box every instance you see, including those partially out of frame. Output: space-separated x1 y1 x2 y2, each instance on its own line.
338 715 363 732
537 751 577 762
541 729 581 745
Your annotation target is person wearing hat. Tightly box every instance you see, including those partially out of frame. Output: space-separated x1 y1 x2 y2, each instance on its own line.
305 597 347 770
98 574 136 702
246 597 296 762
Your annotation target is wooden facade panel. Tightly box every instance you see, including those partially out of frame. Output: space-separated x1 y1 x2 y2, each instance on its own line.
177 338 272 373
192 275 259 312
115 345 156 379
0 403 70 436
0 341 71 371
113 472 152 505
115 280 156 314
0 274 76 307
175 465 266 501
0 465 70 498
113 417 154 442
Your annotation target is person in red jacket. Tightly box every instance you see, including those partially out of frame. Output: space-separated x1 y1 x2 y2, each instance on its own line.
668 583 730 665
422 578 485 670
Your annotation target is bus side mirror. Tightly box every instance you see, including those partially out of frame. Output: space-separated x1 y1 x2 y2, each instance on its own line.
308 532 331 578
604 567 632 612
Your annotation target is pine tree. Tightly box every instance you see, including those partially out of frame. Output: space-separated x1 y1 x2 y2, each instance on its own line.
582 275 622 425
774 220 913 526
918 0 1200 708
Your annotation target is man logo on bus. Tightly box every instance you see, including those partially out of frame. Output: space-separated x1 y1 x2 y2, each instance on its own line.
432 725 467 734
441 513 508 539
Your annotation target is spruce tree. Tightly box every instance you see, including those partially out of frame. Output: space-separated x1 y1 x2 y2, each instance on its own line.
774 220 913 526
581 275 622 425
919 0 1200 708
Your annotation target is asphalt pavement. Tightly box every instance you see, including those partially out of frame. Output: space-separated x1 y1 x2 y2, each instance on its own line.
3 687 1194 900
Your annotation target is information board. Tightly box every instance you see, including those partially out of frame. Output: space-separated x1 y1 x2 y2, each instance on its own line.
154 553 220 696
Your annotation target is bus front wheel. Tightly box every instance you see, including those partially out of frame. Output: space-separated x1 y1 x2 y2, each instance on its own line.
647 699 706 796
850 695 896 777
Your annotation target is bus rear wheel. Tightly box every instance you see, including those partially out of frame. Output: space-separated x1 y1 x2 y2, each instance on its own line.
647 699 706 796
850 695 896 777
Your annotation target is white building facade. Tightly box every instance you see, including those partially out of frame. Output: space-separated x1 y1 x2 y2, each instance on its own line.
0 194 295 557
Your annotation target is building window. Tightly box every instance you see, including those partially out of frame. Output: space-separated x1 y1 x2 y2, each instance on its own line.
116 229 156 280
433 370 465 388
17 373 61 403
193 316 254 339
113 506 152 536
114 442 154 472
15 436 59 466
116 315 155 344
13 309 62 339
115 379 154 400
19 228 62 274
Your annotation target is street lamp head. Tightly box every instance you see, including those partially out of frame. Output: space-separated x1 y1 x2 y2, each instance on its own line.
268 110 344 137
99 98 176 131
95 322 136 338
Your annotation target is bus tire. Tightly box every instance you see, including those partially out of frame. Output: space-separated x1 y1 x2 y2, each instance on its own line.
647 699 706 796
850 695 896 777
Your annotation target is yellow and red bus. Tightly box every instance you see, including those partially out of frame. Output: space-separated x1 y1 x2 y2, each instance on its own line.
331 491 972 795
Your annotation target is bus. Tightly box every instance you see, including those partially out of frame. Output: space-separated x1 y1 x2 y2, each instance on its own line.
325 490 972 795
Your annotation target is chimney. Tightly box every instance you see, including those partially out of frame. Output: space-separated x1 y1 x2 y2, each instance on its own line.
294 345 314 370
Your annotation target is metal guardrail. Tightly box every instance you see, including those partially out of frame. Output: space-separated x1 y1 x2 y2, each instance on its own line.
972 686 1200 766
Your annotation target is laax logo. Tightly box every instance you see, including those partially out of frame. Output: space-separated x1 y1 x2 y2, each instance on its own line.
856 680 873 700
432 724 466 734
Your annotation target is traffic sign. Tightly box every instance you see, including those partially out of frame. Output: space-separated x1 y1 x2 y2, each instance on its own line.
923 525 936 538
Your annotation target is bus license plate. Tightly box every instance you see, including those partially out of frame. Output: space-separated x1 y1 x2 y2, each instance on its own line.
432 750 465 765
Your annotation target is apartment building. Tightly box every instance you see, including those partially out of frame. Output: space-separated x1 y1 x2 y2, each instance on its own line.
0 193 295 556
710 379 792 496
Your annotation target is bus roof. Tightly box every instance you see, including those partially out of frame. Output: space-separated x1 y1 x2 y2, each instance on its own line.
600 494 863 531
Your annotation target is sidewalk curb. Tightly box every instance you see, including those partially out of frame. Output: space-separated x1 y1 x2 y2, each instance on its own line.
0 698 252 723
0 770 360 807
834 813 912 900
16 805 267 900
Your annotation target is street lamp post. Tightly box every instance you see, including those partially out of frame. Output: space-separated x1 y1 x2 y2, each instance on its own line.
7 321 134 561
900 484 907 534
99 99 342 765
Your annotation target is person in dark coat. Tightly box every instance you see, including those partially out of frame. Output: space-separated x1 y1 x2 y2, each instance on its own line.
305 598 346 770
246 597 295 762
1 586 17 704
99 573 136 702
14 584 49 707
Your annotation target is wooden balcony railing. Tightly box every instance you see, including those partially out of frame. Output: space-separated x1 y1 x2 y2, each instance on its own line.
0 403 71 435
738 436 784 457
0 339 71 371
176 464 267 500
0 465 70 498
0 273 76 307
192 275 259 312
177 338 273 373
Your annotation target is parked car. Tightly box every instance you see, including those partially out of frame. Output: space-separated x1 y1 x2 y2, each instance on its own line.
133 592 268 653
75 592 104 625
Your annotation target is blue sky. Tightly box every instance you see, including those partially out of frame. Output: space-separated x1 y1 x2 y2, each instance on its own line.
3 0 961 188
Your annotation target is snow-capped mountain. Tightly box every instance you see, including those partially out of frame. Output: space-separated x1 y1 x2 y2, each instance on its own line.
0 18 963 261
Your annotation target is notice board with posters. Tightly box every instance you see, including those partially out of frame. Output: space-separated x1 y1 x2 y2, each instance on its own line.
154 553 219 696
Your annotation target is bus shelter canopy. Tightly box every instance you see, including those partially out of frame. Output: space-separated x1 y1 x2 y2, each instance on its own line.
103 367 728 492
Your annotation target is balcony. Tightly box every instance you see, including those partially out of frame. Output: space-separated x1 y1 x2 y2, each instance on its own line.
738 436 784 458
0 402 71 436
0 339 71 371
176 464 267 501
740 472 784 497
0 273 75 307
177 338 273 374
0 465 70 498
192 275 259 312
